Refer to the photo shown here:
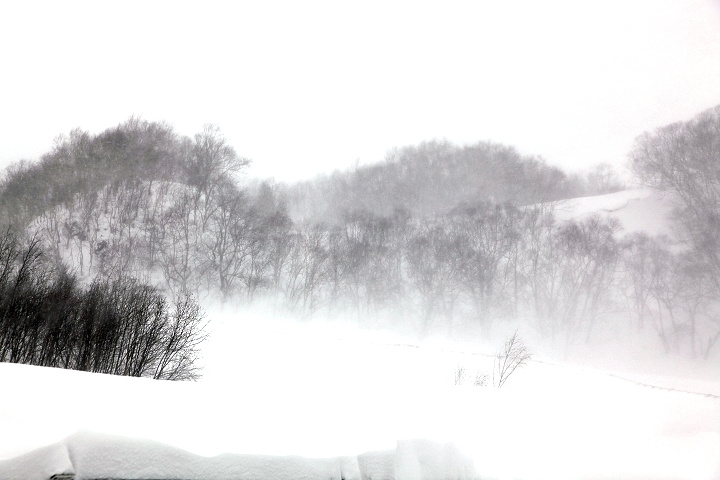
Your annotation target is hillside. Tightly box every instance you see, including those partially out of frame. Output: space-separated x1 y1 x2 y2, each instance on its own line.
548 187 678 239
5 122 716 364
0 119 248 231
283 140 624 224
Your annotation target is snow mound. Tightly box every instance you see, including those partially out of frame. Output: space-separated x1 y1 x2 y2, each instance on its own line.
66 431 360 480
0 432 478 480
395 439 476 480
0 441 72 480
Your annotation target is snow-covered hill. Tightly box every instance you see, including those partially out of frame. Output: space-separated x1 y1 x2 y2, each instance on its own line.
27 180 193 285
4 187 719 479
547 187 678 238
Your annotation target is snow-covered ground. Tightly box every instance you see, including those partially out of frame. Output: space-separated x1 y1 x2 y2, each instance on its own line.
551 187 679 238
2 188 719 479
1 308 719 480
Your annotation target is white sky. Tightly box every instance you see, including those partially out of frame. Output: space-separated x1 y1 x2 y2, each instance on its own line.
1 0 719 182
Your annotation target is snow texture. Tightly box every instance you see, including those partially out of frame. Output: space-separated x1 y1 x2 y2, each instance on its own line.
0 432 481 480
551 187 678 238
66 430 361 480
1 345 719 480
0 442 73 480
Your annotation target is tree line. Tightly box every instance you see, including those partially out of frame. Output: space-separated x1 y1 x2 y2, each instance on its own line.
0 118 248 231
284 140 625 224
2 111 719 362
25 173 719 358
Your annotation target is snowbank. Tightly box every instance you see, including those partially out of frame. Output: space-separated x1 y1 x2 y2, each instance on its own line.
65 431 363 480
0 441 73 480
0 432 481 480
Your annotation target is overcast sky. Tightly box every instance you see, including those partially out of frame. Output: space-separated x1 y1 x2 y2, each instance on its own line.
1 0 719 183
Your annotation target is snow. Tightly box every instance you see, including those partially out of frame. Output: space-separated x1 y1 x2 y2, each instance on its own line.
551 187 679 238
1 311 719 480
0 430 368 480
0 442 73 480
66 431 362 480
2 188 720 479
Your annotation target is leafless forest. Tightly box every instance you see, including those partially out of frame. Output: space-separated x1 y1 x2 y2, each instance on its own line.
2 107 720 379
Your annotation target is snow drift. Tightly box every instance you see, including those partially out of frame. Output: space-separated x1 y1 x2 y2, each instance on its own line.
0 432 479 480
1 323 719 480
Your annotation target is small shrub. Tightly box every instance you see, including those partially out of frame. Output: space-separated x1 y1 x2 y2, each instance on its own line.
454 366 490 387
473 371 489 387
493 330 532 388
454 366 466 385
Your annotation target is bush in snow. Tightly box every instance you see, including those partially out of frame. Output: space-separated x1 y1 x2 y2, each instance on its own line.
0 228 207 380
454 365 490 387
454 366 466 385
473 371 489 387
493 330 532 388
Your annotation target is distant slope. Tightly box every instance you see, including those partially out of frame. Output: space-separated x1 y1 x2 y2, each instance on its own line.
26 180 192 283
284 140 623 224
550 187 679 238
0 120 186 230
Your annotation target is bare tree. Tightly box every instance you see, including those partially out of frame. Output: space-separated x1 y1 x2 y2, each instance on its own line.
631 105 720 287
185 125 250 228
493 330 532 388
157 189 204 299
521 214 620 345
450 202 523 334
405 223 463 335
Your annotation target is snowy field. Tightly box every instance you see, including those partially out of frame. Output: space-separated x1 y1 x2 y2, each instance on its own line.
1 306 719 480
2 188 719 479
